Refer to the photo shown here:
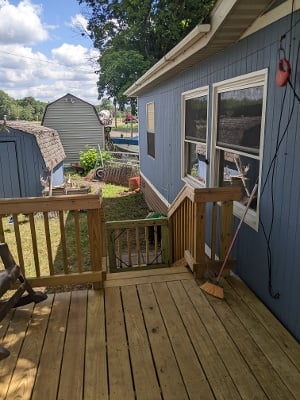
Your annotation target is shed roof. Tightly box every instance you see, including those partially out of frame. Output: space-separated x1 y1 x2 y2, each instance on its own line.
0 120 66 170
125 0 276 96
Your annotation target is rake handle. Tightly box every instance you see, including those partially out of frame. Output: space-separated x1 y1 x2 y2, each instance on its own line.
216 182 258 282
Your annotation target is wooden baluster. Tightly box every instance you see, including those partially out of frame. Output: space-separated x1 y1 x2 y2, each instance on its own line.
43 211 54 275
59 210 68 274
145 227 149 265
136 227 140 266
127 229 132 266
13 214 25 276
211 202 217 261
73 210 82 273
29 213 40 277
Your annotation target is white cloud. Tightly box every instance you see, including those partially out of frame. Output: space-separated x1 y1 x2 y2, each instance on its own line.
0 0 48 45
69 13 89 33
0 1 100 105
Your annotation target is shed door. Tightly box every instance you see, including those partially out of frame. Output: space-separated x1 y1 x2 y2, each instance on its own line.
0 141 21 198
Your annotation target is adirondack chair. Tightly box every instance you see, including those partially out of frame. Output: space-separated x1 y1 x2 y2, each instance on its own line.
0 242 47 360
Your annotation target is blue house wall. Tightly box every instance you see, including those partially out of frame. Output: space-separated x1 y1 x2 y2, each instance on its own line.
137 12 300 341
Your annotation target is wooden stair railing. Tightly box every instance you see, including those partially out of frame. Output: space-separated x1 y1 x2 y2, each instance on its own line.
168 185 241 278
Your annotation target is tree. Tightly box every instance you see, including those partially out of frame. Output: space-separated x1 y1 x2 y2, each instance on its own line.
0 90 47 121
79 0 216 106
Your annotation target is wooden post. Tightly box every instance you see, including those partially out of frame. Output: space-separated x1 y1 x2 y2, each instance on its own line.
192 202 206 278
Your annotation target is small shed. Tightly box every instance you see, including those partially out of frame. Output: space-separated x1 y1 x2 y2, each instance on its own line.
0 120 65 198
42 93 105 165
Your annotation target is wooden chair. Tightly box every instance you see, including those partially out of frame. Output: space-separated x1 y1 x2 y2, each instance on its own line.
0 242 47 360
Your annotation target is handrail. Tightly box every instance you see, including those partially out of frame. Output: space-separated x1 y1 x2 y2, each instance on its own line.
168 185 241 278
0 194 105 288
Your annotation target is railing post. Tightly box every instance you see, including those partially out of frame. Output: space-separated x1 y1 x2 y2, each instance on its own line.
193 201 206 278
87 208 105 289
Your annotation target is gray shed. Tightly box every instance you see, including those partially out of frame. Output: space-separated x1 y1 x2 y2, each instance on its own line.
0 120 65 198
42 93 105 165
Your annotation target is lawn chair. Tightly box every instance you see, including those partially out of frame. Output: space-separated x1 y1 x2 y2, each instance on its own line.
0 242 47 360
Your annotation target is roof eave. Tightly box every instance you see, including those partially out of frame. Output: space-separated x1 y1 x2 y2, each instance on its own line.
125 0 275 97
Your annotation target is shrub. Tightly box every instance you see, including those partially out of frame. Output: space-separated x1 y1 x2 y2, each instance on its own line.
79 147 98 174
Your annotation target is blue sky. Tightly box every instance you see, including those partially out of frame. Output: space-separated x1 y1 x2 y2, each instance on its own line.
0 0 100 104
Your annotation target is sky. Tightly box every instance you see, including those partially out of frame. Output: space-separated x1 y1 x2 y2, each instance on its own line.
0 0 100 105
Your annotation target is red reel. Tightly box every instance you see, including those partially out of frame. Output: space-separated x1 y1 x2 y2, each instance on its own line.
276 58 291 87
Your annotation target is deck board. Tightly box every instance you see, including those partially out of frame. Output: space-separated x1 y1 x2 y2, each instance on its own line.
0 268 300 400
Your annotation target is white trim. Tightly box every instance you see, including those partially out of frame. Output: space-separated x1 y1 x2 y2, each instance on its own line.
181 86 209 187
210 69 268 231
140 172 170 208
241 0 300 39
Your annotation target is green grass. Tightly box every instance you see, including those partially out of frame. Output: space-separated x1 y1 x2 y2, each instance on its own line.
111 123 138 134
102 184 149 221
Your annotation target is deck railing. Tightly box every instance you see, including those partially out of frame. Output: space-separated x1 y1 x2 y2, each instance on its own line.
168 185 241 278
0 194 106 288
0 185 241 286
106 217 170 272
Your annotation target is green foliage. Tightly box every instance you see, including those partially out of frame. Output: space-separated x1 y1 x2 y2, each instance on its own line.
0 90 47 120
101 150 113 165
79 0 216 107
79 147 99 173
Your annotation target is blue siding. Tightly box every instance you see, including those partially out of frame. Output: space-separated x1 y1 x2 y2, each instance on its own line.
138 12 300 341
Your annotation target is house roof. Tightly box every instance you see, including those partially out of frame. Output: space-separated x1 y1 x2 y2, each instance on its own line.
0 120 66 170
125 0 276 96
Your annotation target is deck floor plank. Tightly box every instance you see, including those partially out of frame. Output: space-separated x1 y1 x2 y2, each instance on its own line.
57 290 87 400
105 286 135 400
84 290 108 400
31 292 71 400
220 279 300 398
182 279 269 399
121 285 162 400
227 275 300 370
0 304 34 398
207 285 295 399
5 295 53 400
1 268 300 400
152 281 215 400
167 280 241 400
138 283 189 400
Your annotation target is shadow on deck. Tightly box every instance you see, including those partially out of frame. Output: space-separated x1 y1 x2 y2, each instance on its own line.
1 265 300 400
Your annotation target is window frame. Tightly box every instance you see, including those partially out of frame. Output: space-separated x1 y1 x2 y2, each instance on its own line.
210 69 268 230
181 86 209 187
146 102 155 158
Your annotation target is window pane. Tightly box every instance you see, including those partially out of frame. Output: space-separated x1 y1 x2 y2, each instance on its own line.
147 102 155 132
185 96 207 142
217 86 263 155
219 151 259 211
147 131 155 158
186 142 207 184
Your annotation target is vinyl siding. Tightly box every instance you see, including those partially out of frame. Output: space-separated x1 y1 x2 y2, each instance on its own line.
138 11 300 341
43 95 105 165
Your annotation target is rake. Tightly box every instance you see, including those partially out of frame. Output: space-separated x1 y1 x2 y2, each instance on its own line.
200 180 258 299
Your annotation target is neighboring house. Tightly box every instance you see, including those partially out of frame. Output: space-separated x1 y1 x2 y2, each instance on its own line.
0 120 65 198
42 93 105 165
125 0 300 341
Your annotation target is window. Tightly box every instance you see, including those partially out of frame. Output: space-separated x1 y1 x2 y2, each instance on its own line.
182 87 208 185
147 102 155 158
211 69 268 230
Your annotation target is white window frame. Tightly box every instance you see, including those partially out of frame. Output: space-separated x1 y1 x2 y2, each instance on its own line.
210 69 268 230
181 86 209 187
146 102 155 158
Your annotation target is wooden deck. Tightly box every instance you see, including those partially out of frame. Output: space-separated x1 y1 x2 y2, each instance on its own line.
1 265 300 400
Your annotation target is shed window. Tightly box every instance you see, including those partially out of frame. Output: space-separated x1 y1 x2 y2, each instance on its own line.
182 87 208 185
147 102 155 158
211 69 268 230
